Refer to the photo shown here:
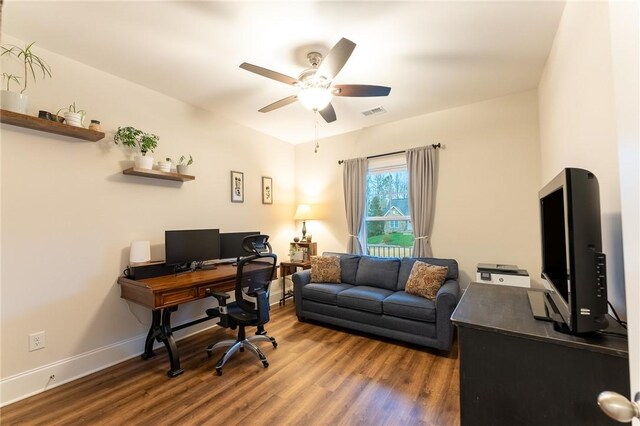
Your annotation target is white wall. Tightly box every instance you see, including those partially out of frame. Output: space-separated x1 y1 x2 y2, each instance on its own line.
538 2 627 317
0 35 295 404
295 90 542 288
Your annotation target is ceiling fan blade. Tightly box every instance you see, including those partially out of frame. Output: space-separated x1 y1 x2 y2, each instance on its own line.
319 103 337 123
317 38 356 80
258 95 298 113
333 84 391 97
240 63 300 86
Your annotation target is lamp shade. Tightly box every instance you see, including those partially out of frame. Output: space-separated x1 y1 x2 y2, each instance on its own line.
129 240 151 264
297 87 332 111
294 204 313 220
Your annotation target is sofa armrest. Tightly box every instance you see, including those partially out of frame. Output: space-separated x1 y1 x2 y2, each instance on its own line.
292 269 312 318
435 279 461 351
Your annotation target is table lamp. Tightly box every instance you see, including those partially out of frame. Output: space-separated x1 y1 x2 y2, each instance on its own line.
294 204 313 240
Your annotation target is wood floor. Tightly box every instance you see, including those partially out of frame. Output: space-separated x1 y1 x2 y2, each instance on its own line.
1 303 460 426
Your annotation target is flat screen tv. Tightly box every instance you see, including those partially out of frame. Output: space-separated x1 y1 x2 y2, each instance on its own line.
219 231 260 261
537 168 608 334
165 229 220 269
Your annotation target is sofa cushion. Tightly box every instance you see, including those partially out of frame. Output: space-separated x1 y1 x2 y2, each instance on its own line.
323 252 361 284
397 257 459 290
310 256 341 283
404 261 448 301
337 286 394 314
301 283 354 305
355 257 400 290
383 291 437 323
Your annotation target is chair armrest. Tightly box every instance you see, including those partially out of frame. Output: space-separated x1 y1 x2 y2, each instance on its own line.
435 279 461 351
205 290 231 327
206 289 230 303
254 288 270 324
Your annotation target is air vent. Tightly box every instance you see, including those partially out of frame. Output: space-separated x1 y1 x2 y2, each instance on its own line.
361 106 387 117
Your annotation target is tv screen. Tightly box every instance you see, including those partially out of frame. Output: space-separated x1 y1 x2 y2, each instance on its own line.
220 231 260 260
165 229 220 267
538 168 608 334
540 187 569 302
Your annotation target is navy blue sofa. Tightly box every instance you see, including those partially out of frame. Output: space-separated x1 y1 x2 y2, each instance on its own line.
292 253 460 352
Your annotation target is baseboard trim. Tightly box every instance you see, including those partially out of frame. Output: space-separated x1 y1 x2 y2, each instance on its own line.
0 292 285 407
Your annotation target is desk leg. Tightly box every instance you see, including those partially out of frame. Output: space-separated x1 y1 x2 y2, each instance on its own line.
161 306 184 377
279 274 286 306
142 310 162 360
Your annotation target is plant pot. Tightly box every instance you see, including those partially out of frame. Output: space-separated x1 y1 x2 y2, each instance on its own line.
158 161 172 173
134 155 154 170
63 111 84 127
1 90 29 114
176 164 190 175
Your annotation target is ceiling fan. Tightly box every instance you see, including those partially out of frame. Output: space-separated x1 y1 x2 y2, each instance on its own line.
240 38 391 123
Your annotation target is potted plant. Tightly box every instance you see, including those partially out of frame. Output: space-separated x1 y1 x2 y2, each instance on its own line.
289 243 304 262
56 102 85 128
114 126 159 170
176 155 193 174
1 42 52 114
158 157 172 173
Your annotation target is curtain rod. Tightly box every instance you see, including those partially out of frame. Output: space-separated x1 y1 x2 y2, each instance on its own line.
337 143 441 165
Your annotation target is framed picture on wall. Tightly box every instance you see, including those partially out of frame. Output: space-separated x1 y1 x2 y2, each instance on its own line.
262 176 273 204
231 171 244 203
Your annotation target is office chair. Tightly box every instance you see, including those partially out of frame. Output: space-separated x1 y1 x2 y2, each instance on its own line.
205 235 277 375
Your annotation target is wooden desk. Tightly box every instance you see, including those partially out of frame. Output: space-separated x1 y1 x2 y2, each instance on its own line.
118 264 237 377
278 261 310 305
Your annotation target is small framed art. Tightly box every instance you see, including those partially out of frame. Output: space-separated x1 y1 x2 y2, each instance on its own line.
231 171 244 203
262 176 273 204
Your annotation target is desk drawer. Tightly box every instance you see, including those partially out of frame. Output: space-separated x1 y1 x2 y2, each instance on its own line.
159 288 197 307
198 280 235 296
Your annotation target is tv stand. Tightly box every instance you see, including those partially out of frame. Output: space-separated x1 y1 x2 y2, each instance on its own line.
526 290 553 321
452 283 629 426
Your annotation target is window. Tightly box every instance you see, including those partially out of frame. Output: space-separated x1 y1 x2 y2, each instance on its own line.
365 156 414 257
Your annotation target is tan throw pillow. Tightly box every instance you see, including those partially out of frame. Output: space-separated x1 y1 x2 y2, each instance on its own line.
405 261 448 301
310 256 341 283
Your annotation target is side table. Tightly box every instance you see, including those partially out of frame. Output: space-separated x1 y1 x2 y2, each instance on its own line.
279 261 311 306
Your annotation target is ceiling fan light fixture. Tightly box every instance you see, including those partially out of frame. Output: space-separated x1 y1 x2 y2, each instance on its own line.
298 87 332 111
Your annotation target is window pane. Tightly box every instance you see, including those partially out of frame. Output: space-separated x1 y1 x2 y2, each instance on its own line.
365 168 414 257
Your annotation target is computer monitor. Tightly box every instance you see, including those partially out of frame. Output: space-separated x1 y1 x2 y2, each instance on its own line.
219 231 260 261
165 229 220 268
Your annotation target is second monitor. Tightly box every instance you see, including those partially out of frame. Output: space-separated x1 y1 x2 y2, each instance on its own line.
219 231 260 262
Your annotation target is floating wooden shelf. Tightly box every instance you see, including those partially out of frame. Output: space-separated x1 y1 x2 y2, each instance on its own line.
0 109 105 142
123 167 195 182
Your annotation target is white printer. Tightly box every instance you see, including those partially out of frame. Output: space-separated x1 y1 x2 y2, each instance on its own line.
476 263 530 288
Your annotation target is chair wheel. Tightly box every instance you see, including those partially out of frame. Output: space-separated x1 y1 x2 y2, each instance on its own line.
272 342 278 348
215 367 223 376
262 361 269 368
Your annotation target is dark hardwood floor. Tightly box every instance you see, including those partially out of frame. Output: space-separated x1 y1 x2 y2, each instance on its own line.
1 303 460 425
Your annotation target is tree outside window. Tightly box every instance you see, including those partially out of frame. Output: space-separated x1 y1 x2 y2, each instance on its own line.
365 166 414 257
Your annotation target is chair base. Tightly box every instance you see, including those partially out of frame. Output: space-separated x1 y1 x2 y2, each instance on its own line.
207 333 277 375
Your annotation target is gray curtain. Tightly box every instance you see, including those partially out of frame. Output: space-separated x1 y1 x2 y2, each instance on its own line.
406 146 438 257
343 158 368 254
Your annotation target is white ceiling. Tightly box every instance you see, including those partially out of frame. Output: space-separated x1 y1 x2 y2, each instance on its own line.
2 1 565 144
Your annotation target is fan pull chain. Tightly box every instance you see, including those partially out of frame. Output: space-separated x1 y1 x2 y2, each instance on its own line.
314 114 319 154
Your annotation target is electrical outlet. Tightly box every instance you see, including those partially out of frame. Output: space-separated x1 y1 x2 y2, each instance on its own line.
29 331 45 351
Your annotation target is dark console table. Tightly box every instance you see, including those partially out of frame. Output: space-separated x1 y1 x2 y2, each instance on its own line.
451 283 629 426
